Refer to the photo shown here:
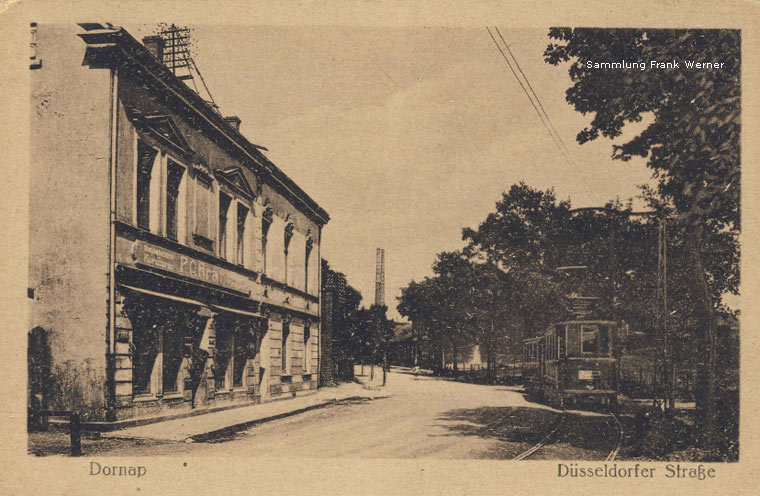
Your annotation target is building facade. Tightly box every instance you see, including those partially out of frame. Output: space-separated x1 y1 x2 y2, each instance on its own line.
29 24 329 423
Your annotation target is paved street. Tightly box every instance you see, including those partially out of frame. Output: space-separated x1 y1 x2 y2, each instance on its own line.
85 369 615 459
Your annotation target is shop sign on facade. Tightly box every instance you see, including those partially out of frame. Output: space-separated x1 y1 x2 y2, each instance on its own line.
133 241 252 295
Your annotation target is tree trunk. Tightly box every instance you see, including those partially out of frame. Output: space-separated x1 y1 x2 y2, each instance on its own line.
684 224 719 449
382 351 388 386
452 338 459 373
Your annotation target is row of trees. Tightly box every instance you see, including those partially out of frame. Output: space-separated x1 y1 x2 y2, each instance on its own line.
398 27 739 451
322 260 395 382
544 28 739 450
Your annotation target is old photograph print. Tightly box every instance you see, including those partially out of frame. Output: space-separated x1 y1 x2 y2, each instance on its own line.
28 23 739 465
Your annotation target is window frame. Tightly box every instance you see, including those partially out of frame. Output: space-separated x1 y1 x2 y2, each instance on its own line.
261 206 273 275
165 157 187 242
305 236 313 293
236 202 249 267
135 140 159 232
580 324 601 356
303 323 311 374
218 191 232 260
281 321 291 376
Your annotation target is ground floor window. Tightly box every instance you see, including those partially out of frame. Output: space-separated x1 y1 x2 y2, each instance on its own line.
162 322 185 393
232 334 247 388
303 325 311 374
282 321 290 375
133 323 159 395
214 326 232 391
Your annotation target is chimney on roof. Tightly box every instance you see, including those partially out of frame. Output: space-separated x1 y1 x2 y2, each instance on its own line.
224 116 242 131
142 35 164 63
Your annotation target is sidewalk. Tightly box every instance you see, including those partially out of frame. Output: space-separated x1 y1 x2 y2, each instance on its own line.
101 381 383 442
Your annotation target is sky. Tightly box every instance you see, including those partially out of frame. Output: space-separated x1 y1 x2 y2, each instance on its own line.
125 24 657 320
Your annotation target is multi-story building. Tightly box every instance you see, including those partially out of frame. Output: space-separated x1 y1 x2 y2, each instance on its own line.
28 23 329 424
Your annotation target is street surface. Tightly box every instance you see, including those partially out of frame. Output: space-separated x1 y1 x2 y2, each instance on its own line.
94 368 616 459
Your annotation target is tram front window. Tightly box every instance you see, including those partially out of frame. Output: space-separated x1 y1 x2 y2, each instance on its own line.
581 325 600 355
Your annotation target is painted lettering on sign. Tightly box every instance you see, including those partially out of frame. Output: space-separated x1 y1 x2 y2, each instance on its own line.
133 241 252 295
578 370 597 380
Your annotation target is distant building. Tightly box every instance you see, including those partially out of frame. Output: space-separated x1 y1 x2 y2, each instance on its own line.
28 24 329 424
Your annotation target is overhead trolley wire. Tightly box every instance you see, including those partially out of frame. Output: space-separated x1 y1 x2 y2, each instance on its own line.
486 27 578 172
494 27 577 165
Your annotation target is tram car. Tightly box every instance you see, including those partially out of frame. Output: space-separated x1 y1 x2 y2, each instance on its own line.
523 320 619 409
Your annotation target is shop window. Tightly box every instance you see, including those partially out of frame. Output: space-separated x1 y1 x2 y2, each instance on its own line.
261 207 273 275
218 192 231 260
232 333 248 388
136 142 157 231
133 322 159 395
237 204 248 266
166 159 184 241
214 328 232 391
162 323 184 393
281 322 290 375
581 325 600 355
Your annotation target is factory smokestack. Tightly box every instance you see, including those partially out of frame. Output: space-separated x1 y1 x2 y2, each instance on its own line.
374 248 385 307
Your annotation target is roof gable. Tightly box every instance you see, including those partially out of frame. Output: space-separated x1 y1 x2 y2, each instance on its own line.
215 167 256 201
126 109 193 159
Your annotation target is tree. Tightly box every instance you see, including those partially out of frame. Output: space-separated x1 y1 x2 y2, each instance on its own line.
544 28 739 449
322 259 364 380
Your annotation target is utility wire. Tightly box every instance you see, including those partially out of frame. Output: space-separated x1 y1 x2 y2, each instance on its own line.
486 27 565 160
494 27 577 166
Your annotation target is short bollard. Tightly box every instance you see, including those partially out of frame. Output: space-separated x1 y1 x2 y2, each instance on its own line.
70 412 82 456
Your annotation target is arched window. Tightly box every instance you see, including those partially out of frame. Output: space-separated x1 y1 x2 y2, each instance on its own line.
305 234 313 293
284 219 294 284
261 205 273 275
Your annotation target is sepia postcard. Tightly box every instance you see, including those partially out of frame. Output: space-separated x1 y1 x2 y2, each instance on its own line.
1 0 759 494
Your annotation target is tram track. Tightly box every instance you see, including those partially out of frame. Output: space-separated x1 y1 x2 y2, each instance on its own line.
512 414 566 460
512 412 623 461
605 413 623 461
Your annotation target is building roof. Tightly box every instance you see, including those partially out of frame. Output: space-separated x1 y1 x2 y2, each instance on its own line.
77 23 330 226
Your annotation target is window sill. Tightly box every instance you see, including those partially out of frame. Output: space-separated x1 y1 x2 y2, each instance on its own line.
133 394 158 403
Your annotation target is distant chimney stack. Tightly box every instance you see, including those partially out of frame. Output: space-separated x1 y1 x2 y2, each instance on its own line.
224 116 242 131
142 35 164 63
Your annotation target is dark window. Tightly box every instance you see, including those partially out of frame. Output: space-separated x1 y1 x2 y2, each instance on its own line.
600 325 610 355
232 334 247 388
194 176 212 241
214 328 232 391
136 142 157 230
133 322 159 395
166 160 184 241
261 207 272 275
284 222 294 283
219 193 231 259
281 322 290 374
303 324 311 373
305 237 313 292
237 204 248 265
162 322 184 393
581 325 600 355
